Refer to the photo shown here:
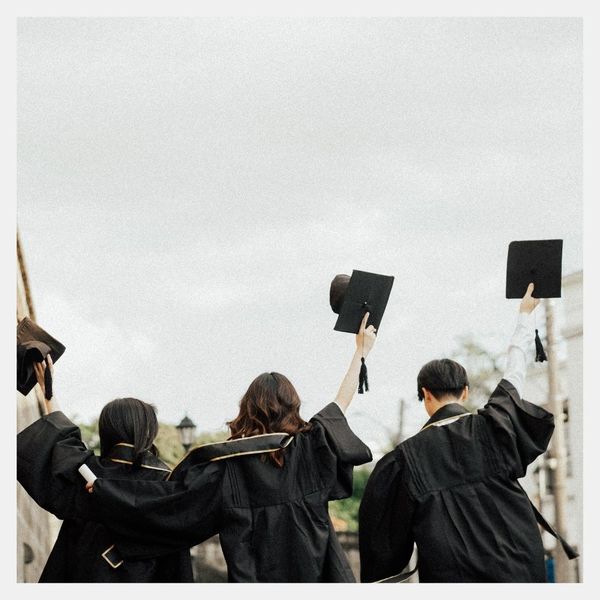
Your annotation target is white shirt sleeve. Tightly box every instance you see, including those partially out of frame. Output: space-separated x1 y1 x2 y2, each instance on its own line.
333 399 347 414
503 311 536 397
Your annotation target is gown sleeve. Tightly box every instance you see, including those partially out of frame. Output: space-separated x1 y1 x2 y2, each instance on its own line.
17 410 95 520
310 401 373 500
358 449 415 583
90 459 225 561
478 378 555 479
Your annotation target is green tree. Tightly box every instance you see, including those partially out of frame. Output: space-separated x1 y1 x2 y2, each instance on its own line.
77 418 100 454
154 426 229 468
329 467 371 532
451 335 503 410
154 423 185 467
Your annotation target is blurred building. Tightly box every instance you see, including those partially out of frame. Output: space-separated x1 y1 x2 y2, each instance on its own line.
521 270 583 582
16 235 61 582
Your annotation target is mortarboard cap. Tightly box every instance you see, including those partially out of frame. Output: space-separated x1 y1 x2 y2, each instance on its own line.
506 239 563 299
329 269 395 394
331 269 395 334
505 239 564 364
17 316 65 399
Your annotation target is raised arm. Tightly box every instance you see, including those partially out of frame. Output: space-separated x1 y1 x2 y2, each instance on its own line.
19 354 96 519
334 312 377 413
479 283 553 478
503 282 539 397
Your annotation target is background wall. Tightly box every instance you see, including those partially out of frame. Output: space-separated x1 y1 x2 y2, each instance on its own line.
16 235 60 582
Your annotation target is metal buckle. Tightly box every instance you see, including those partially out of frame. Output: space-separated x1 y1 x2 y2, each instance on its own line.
101 544 124 569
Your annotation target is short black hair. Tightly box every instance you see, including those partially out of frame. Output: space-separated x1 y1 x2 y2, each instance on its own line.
417 359 469 402
98 397 159 465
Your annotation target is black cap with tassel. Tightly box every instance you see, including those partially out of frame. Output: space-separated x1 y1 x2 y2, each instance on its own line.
506 239 563 362
330 270 394 394
534 329 548 363
358 357 369 394
17 317 65 399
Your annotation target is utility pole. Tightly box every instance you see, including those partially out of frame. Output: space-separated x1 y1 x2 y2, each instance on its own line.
545 298 571 582
397 397 405 446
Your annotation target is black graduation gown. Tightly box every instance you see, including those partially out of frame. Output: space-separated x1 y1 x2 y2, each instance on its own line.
359 379 555 583
17 411 194 582
90 402 373 582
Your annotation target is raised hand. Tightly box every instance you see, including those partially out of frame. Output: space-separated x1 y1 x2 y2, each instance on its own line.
33 354 56 414
520 282 540 314
356 312 377 357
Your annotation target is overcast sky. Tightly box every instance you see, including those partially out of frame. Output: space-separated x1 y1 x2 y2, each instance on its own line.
17 17 582 453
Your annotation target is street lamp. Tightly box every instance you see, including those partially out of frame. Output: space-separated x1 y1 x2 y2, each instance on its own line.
176 414 197 454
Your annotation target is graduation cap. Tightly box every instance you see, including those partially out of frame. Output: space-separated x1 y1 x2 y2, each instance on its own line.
17 316 65 399
329 269 395 393
506 239 563 363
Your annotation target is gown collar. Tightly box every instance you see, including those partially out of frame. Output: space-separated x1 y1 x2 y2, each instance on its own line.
421 402 470 431
106 443 172 473
168 433 295 477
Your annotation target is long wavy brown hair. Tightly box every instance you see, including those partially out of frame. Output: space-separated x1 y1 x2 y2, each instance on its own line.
227 372 312 467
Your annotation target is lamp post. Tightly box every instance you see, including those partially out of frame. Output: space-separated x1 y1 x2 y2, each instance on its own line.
176 414 197 454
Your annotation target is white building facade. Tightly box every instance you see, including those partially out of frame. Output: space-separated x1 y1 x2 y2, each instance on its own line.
521 270 582 582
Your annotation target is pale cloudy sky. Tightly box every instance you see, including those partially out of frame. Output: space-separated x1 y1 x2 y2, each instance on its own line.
17 17 582 453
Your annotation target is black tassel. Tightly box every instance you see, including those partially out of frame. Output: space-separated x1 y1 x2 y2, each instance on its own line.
358 357 369 394
561 537 580 560
535 329 547 363
44 358 53 400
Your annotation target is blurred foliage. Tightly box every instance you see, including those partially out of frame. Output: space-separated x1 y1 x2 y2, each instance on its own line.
155 426 229 468
329 467 371 532
194 430 230 446
154 423 185 467
451 334 504 411
78 418 100 455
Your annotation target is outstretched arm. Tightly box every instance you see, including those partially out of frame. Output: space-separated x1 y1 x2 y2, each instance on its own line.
88 464 224 560
503 282 539 397
334 312 377 413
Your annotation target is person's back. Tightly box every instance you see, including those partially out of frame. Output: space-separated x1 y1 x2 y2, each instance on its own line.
37 434 189 582
213 404 368 582
359 283 558 583
92 396 373 582
17 386 194 583
375 379 551 582
88 313 378 582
